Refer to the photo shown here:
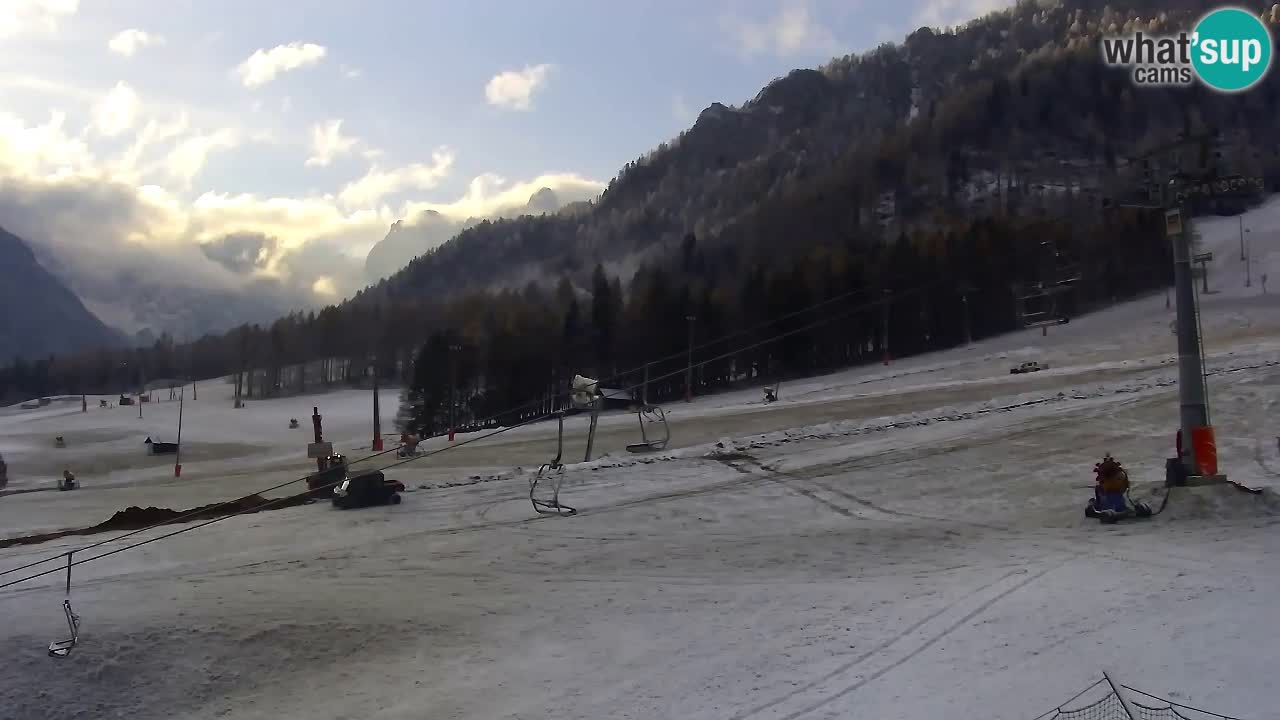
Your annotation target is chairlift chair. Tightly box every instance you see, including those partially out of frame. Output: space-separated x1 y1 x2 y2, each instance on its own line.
625 405 670 453
48 555 81 658
529 412 576 516
48 599 81 658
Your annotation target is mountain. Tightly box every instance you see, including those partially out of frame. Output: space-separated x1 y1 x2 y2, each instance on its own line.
361 0 1278 306
0 226 123 361
9 0 1280 405
363 186 584 284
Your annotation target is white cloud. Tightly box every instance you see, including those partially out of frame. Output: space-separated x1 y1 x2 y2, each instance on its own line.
401 171 603 224
0 85 604 321
340 64 362 79
338 147 455 208
111 112 188 180
0 0 78 38
0 109 94 177
672 94 694 125
107 28 163 56
92 81 140 137
305 119 358 167
311 275 338 297
235 42 327 88
721 0 840 59
164 128 239 187
914 0 1015 29
484 63 553 111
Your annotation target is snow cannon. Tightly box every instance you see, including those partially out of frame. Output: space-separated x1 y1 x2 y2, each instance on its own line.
571 374 601 409
1084 454 1152 523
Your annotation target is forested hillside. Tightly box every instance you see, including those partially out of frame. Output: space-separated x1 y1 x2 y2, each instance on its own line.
0 227 122 367
4 0 1277 419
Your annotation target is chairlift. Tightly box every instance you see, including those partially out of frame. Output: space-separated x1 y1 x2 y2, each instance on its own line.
625 405 670 453
48 599 80 658
48 556 80 658
529 412 576 517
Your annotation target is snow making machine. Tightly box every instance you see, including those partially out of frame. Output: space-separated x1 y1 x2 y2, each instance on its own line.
1084 454 1153 524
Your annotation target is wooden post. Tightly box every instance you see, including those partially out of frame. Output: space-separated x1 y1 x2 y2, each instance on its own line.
311 407 324 472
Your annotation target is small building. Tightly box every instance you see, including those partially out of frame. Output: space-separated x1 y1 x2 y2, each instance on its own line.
144 436 179 455
597 386 635 410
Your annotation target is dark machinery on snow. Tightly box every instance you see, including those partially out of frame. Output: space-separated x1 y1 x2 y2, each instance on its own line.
332 471 404 509
308 453 348 498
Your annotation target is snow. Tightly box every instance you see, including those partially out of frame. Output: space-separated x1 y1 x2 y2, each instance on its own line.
3 199 1280 719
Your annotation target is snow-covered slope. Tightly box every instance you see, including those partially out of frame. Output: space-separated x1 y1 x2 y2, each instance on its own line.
2 201 1280 720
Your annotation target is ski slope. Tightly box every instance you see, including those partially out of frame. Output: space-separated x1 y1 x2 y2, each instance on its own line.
2 198 1280 719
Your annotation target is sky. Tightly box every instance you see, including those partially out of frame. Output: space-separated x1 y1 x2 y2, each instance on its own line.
0 0 1011 329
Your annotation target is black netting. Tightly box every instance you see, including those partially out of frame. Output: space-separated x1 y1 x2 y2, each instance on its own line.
1134 702 1182 720
1054 693 1132 720
1041 684 1243 720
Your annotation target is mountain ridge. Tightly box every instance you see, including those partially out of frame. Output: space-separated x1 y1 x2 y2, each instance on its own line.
0 226 124 362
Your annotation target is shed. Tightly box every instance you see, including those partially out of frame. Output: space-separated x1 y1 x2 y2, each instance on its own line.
597 386 635 410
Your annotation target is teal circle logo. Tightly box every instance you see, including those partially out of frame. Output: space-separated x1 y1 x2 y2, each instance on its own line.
1191 7 1273 92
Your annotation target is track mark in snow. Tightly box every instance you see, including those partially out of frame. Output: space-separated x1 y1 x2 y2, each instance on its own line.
714 455 856 519
728 562 1065 720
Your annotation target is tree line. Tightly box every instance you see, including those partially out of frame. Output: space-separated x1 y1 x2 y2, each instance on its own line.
2 202 1182 437
3 0 1272 418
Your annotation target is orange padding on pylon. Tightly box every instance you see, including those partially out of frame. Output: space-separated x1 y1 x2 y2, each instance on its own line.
1191 426 1218 476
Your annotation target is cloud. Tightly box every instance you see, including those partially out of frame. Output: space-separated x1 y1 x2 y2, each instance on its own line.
721 0 840 59
365 172 605 282
0 91 605 334
337 147 455 208
914 0 1016 29
401 171 603 222
108 28 163 56
672 94 695 125
305 119 358 167
484 63 552 111
0 109 94 177
0 0 78 38
339 64 362 79
235 42 327 88
164 128 239 187
92 81 140 137
311 275 338 298
198 231 278 274
112 112 190 181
